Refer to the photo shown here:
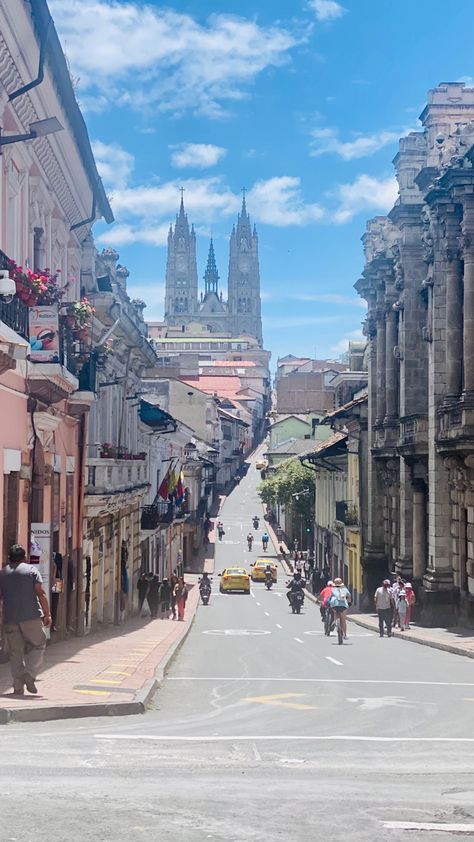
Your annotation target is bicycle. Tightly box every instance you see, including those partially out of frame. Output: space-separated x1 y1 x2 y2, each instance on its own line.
334 608 346 645
323 605 335 636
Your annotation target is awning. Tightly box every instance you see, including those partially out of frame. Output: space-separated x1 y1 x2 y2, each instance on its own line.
0 320 29 360
140 398 177 431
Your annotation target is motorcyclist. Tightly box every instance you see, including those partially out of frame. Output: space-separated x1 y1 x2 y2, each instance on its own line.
199 572 211 591
261 531 269 551
264 564 273 586
286 571 306 604
253 516 260 529
247 533 254 550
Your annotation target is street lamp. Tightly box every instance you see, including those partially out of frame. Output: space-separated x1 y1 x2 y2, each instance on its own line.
0 117 63 148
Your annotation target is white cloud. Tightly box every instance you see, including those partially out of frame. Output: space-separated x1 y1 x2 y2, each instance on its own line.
91 140 134 190
309 0 346 21
127 282 165 322
330 174 399 223
330 328 365 356
170 143 226 169
96 223 170 248
248 177 324 226
49 0 302 117
310 127 401 160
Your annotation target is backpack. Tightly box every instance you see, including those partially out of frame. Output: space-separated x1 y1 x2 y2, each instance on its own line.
330 587 348 609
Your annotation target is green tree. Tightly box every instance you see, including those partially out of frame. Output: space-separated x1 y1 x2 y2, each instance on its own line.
257 459 315 523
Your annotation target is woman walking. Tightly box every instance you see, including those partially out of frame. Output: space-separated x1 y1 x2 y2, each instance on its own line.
404 582 416 629
174 577 188 621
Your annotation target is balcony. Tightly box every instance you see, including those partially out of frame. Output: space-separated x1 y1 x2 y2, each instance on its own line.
141 500 174 530
85 458 150 517
0 297 29 340
68 354 97 415
335 501 359 527
398 414 428 457
437 399 474 457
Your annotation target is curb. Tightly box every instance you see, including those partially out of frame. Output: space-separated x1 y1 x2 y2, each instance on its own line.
348 615 474 660
0 591 200 725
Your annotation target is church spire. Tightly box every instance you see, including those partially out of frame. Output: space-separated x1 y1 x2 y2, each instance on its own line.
204 238 219 295
241 188 248 218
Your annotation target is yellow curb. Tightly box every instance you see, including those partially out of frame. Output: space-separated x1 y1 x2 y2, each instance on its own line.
75 689 110 696
102 671 132 676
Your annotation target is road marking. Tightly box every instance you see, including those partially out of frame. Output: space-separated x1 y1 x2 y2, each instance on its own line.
242 693 317 711
202 629 271 636
294 637 304 644
326 657 343 666
275 624 283 629
166 677 474 687
383 822 474 834
95 735 474 744
250 590 256 598
347 697 436 710
264 612 270 617
256 602 261 606
276 593 283 598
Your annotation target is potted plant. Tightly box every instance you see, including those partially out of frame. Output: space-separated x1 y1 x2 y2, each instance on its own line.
8 261 67 306
100 442 116 459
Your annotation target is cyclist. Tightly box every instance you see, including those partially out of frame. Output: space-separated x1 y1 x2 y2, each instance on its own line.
329 577 352 639
318 580 334 627
261 532 269 551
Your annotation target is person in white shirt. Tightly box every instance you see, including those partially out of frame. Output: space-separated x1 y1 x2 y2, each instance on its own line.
374 579 394 637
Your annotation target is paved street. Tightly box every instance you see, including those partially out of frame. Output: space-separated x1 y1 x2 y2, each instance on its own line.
2 458 474 842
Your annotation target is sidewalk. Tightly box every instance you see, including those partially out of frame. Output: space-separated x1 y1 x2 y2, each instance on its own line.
0 539 215 724
264 516 474 661
349 612 474 660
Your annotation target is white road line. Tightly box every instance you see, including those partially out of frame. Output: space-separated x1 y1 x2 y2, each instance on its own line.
166 677 474 687
250 590 256 598
275 624 283 629
264 611 270 617
95 734 474 744
326 657 344 666
294 637 304 644
383 822 474 834
276 593 283 598
256 602 261 607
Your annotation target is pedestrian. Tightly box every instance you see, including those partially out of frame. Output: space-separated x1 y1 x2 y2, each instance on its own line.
391 575 404 628
159 577 171 618
397 588 409 631
0 544 51 695
217 521 225 541
137 572 149 616
279 545 286 561
304 557 311 579
170 572 178 619
146 574 160 618
174 577 188 621
374 579 394 637
404 582 416 628
295 554 303 573
322 565 330 586
311 567 322 596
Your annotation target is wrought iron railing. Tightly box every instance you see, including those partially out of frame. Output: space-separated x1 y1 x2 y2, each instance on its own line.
0 297 29 340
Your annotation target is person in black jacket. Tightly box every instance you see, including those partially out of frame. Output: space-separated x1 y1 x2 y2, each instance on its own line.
146 575 160 618
159 578 171 618
137 573 149 616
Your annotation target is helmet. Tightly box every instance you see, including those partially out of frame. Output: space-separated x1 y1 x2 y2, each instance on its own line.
327 580 334 587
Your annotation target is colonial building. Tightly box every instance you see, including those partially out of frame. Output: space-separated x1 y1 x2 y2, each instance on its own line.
356 81 474 624
163 194 263 345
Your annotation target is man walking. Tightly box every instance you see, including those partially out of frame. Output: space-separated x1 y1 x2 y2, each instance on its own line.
0 544 51 695
374 579 394 638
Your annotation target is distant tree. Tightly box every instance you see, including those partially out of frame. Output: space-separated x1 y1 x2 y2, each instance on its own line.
257 458 315 522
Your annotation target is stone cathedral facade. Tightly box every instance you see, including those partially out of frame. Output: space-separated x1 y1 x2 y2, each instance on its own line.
164 194 263 345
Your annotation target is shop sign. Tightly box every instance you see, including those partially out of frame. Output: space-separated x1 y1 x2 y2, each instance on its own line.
30 522 51 597
29 305 60 362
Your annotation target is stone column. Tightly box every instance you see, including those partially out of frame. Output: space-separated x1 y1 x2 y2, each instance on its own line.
412 481 427 581
444 205 463 401
385 306 398 420
376 308 386 424
461 195 474 396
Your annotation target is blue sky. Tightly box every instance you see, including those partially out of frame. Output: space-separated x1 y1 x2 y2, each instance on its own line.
51 0 474 363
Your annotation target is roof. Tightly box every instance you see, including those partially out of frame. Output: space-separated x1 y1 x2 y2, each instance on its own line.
182 376 249 401
270 414 311 427
267 437 314 456
322 391 368 422
298 431 348 463
218 407 249 426
210 360 257 367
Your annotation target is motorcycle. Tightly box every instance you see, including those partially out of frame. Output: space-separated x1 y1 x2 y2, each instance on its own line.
199 580 212 605
253 517 259 530
265 572 273 590
289 589 304 614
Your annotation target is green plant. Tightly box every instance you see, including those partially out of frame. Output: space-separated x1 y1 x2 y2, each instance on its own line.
9 261 66 306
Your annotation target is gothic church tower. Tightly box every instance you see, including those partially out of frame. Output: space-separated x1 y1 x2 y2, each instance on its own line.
164 194 198 326
227 194 262 345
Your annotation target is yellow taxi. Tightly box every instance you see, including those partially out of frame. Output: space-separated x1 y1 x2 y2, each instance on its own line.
219 567 251 594
250 559 278 583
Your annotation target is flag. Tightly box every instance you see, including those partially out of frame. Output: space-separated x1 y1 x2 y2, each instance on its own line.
176 470 184 506
158 472 169 500
168 465 177 497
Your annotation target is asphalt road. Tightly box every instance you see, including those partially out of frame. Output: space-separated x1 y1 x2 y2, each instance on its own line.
2 455 474 842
